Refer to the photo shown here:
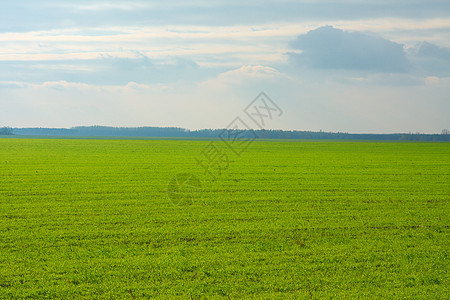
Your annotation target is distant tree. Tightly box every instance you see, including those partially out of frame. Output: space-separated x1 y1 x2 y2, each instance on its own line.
442 129 449 135
0 127 13 135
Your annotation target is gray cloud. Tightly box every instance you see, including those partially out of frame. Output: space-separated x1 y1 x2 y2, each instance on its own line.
289 26 409 72
407 41 450 77
415 41 450 60
0 57 218 86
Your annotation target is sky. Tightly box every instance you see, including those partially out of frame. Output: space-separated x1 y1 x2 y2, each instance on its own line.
0 0 449 133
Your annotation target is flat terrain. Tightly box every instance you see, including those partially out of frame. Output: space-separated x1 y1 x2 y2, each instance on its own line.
0 138 448 298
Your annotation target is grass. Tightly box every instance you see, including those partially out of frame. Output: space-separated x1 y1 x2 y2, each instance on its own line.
0 138 448 298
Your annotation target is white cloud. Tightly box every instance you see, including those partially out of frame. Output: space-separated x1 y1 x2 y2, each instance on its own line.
214 65 289 83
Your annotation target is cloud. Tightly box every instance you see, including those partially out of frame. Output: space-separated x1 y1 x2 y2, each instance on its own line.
198 65 293 96
100 52 153 71
2 1 450 32
215 65 288 82
289 26 409 72
407 41 450 77
40 80 92 90
0 81 29 89
55 2 152 12
415 41 450 60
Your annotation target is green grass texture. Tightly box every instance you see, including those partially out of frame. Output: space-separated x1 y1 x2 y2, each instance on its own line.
0 138 448 299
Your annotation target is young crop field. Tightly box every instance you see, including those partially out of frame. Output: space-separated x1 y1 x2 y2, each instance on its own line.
0 138 448 299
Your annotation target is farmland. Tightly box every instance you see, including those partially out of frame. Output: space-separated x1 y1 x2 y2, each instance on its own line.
0 138 448 298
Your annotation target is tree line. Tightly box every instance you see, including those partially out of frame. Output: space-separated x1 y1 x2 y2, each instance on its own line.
3 126 449 141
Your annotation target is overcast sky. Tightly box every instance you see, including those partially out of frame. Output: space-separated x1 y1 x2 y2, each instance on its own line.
1 0 449 133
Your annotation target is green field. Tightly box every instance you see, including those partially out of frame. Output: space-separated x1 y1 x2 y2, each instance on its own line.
0 138 448 299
